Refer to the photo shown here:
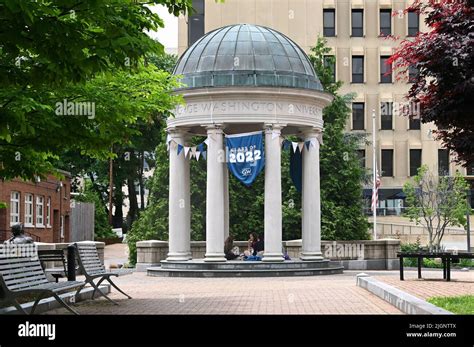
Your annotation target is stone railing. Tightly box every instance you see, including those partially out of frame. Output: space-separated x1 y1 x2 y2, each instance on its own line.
136 239 400 271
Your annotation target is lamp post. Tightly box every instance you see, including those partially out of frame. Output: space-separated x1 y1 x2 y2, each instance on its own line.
372 109 377 240
467 189 472 252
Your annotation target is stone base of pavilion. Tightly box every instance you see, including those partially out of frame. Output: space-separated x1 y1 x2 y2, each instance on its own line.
147 259 343 278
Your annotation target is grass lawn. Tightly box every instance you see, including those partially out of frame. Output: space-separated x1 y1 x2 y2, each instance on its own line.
427 295 474 314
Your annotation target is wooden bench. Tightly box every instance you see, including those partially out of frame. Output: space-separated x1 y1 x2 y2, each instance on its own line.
0 254 85 315
74 243 132 305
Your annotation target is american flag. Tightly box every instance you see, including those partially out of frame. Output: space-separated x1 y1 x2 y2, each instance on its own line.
371 165 381 211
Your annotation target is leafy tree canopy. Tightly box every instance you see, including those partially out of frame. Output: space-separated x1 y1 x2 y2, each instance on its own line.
0 0 192 180
403 165 469 252
388 0 474 165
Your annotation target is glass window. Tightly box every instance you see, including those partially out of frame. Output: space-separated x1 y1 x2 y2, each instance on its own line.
46 197 51 226
323 9 336 37
352 103 365 130
408 65 419 83
25 194 33 226
352 9 364 37
380 9 392 36
408 11 419 37
380 56 392 83
467 162 474 176
410 149 422 176
380 102 393 130
323 55 336 82
36 196 44 226
188 0 205 46
438 149 450 176
381 149 394 177
10 191 20 226
352 56 364 83
409 117 421 130
357 150 366 168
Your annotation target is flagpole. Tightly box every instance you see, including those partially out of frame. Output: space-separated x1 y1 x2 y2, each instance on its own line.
372 109 377 241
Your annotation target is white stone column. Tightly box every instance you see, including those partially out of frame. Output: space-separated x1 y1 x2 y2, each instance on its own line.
263 125 284 262
224 165 229 240
167 128 191 261
301 129 323 260
204 125 227 262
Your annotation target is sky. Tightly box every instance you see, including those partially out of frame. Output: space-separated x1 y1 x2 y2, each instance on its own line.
147 5 179 55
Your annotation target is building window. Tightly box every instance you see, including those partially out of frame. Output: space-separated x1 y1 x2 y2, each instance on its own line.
36 196 44 226
438 149 450 176
324 55 336 82
467 162 474 176
408 11 419 37
380 102 393 130
25 194 34 226
351 9 364 37
188 0 205 46
60 215 65 239
380 56 392 83
10 191 20 226
410 149 422 176
380 9 392 36
352 102 365 130
408 65 419 83
381 149 394 177
409 117 421 130
357 150 366 168
352 56 364 83
323 9 336 37
46 197 51 227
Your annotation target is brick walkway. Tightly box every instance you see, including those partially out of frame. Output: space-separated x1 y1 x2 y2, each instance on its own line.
373 269 474 300
46 271 401 315
45 244 472 315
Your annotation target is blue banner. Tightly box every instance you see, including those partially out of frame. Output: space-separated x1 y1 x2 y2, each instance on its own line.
225 131 265 186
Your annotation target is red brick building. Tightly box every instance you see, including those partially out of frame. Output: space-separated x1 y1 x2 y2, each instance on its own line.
0 171 71 243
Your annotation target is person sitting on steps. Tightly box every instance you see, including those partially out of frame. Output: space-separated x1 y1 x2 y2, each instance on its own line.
224 235 240 260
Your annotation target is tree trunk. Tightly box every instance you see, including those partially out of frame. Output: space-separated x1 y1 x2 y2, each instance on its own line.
88 172 109 217
139 151 145 211
112 177 124 228
127 177 139 228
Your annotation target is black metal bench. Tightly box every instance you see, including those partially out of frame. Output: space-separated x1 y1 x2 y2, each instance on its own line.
38 249 68 283
0 254 85 314
397 251 474 282
74 243 131 305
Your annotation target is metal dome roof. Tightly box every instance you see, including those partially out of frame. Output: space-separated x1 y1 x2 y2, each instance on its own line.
174 24 323 91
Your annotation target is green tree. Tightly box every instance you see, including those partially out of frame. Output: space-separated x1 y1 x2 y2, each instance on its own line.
56 55 182 229
309 37 370 240
403 165 469 252
0 0 193 180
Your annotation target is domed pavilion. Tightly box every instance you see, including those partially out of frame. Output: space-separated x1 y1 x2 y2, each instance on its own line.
153 24 339 276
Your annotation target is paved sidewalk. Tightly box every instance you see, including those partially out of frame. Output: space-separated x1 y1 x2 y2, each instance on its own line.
103 243 129 269
46 271 402 315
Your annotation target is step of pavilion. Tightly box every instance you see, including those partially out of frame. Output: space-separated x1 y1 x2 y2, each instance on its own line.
147 260 344 277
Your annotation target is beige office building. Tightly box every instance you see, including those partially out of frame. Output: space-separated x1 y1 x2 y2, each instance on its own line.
177 0 473 213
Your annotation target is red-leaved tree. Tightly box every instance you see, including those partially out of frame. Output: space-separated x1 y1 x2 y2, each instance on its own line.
388 0 473 166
